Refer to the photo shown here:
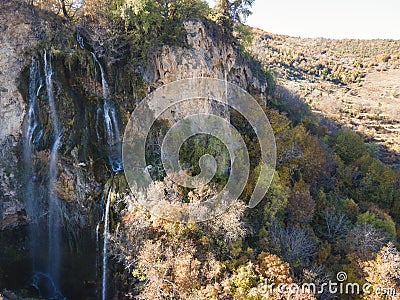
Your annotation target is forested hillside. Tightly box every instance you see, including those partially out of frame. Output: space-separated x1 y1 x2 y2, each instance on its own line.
249 28 400 166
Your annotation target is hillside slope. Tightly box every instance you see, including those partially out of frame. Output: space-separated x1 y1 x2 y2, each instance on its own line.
250 29 400 166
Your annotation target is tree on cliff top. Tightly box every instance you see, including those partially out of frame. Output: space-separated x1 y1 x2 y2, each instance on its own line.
211 0 254 30
111 0 210 45
30 0 83 19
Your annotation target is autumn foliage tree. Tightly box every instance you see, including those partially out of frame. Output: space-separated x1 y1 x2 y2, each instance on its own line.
363 243 400 300
287 180 316 226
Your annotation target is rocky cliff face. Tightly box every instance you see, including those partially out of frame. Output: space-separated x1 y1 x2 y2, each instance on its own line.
144 20 268 95
0 2 38 230
0 2 268 231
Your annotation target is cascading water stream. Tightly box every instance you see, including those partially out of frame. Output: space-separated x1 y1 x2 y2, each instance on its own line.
91 52 123 173
76 31 85 49
43 49 63 298
23 59 43 272
101 187 112 300
91 52 110 100
89 51 122 299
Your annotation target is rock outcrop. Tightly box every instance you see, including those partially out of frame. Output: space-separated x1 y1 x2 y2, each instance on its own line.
0 1 38 229
144 20 268 95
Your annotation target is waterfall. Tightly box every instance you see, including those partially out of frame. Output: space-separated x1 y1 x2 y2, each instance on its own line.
95 223 100 285
44 50 59 134
91 52 123 173
44 49 63 298
91 53 110 100
23 59 43 272
101 187 112 300
76 31 85 49
90 52 122 299
96 105 102 141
